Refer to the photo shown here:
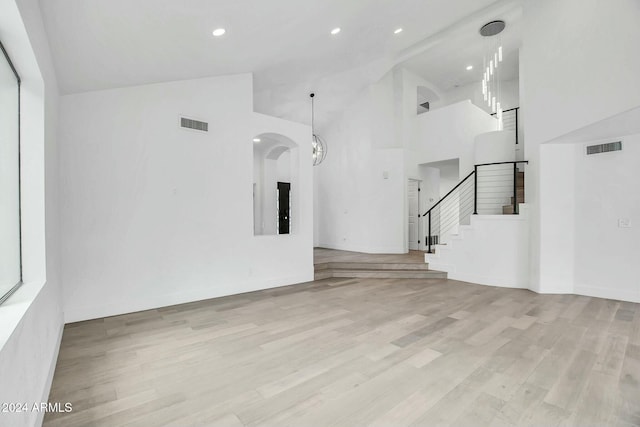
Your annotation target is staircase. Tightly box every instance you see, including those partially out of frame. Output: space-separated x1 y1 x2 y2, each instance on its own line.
425 160 528 253
315 262 446 280
502 170 525 214
421 160 529 288
313 249 447 280
425 203 530 288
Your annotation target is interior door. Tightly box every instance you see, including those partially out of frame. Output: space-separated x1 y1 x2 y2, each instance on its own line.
277 182 290 234
408 180 420 250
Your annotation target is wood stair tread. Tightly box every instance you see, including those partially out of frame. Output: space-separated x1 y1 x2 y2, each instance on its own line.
314 258 446 279
315 262 430 271
315 269 447 280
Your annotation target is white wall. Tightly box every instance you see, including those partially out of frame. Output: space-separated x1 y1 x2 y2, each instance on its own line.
524 1 640 147
253 151 262 235
400 68 445 147
409 100 497 178
535 143 576 294
573 133 640 302
59 75 313 322
441 78 523 161
0 276 63 427
262 158 278 235
426 205 530 288
0 0 64 426
370 70 398 149
313 167 320 247
522 0 640 299
317 67 496 254
316 80 406 253
474 130 516 165
315 86 405 253
442 78 520 114
276 150 291 182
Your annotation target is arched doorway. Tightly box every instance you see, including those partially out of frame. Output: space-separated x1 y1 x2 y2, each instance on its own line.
252 133 299 236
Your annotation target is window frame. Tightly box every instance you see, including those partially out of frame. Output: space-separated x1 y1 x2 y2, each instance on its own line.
0 39 23 306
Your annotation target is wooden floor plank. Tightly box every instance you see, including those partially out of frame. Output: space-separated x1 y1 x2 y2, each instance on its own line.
43 250 640 427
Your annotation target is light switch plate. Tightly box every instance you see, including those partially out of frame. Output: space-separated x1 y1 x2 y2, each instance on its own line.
618 218 631 228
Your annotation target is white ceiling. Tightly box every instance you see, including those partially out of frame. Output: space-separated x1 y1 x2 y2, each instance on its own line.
400 4 522 91
40 0 520 127
548 106 640 145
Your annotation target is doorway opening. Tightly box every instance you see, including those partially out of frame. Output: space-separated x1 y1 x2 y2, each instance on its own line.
416 86 440 115
408 179 421 250
253 133 298 236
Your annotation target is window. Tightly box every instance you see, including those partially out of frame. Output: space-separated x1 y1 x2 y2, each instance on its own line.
0 41 21 305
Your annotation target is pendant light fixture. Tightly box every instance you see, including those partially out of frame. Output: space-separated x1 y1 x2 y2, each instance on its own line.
480 20 505 130
310 93 327 166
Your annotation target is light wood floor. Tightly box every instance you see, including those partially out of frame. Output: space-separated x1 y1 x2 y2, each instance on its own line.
45 276 640 426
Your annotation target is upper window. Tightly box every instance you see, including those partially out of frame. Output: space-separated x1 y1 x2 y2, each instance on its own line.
0 41 21 305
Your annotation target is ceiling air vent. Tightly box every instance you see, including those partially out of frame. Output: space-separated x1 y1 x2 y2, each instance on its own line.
586 141 622 155
180 117 208 132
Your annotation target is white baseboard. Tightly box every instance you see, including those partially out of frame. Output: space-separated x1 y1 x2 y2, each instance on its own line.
64 273 314 323
448 271 528 289
35 322 64 426
574 284 640 303
317 242 406 254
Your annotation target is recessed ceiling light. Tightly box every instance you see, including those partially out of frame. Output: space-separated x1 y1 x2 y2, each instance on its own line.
212 28 226 37
331 28 341 35
253 138 261 142
466 65 473 70
394 28 403 34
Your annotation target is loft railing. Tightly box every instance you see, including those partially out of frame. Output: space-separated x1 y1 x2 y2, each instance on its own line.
423 160 528 253
491 107 519 145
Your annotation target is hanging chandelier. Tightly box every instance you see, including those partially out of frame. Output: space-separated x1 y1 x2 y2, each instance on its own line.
480 20 505 130
310 93 327 166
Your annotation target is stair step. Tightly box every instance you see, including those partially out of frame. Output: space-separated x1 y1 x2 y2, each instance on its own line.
502 205 520 214
315 269 447 280
510 196 525 205
314 270 333 280
315 262 430 272
314 263 330 271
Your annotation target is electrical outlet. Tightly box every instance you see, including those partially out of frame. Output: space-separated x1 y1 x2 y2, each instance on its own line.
618 218 631 228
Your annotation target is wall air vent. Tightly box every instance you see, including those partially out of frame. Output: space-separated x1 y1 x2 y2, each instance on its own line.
586 141 622 155
180 117 208 132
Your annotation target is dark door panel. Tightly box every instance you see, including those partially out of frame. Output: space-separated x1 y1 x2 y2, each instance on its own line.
277 182 290 234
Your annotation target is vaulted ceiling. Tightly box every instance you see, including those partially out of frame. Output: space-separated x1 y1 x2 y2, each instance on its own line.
40 0 521 126
400 5 521 91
